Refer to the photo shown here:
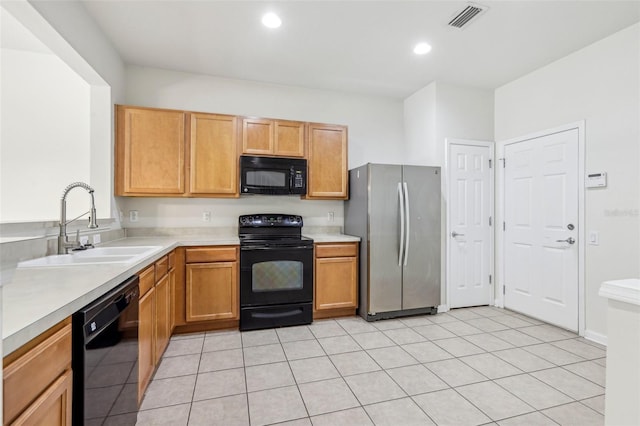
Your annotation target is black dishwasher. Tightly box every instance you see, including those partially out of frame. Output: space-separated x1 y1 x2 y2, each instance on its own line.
72 275 139 426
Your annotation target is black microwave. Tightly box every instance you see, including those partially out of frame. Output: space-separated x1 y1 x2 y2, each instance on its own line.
240 155 307 195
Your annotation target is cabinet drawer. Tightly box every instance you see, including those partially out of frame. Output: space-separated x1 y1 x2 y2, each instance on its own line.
3 322 71 424
185 247 237 263
155 255 169 281
315 243 358 258
139 265 155 295
168 251 176 270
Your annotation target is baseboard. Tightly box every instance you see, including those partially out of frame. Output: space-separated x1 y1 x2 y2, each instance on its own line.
438 304 450 313
583 329 608 346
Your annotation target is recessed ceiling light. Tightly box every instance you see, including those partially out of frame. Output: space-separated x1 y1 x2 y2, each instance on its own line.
262 13 282 29
413 42 432 55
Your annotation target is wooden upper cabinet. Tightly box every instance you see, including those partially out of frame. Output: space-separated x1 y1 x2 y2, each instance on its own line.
116 105 186 196
306 123 348 199
242 118 273 155
188 113 239 197
275 121 305 157
242 117 305 157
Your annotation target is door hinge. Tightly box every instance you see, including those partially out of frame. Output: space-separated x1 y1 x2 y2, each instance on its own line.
503 286 506 295
489 274 492 284
489 159 492 169
503 222 506 231
489 216 492 226
503 158 506 168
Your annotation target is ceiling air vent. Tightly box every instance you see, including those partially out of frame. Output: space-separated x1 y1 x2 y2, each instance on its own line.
448 3 488 29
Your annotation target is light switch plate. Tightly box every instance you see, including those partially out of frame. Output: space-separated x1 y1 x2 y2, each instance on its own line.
588 231 599 245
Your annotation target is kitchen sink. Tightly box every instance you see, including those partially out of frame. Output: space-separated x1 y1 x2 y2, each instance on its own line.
18 246 162 268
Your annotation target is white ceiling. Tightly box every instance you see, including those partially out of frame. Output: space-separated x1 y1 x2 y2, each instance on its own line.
80 1 640 99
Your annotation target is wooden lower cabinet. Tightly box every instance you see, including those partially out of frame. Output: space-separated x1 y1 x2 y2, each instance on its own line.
314 243 358 318
3 319 72 426
186 261 238 322
169 265 177 332
155 274 171 363
184 246 239 323
138 286 155 403
11 369 72 426
138 254 173 402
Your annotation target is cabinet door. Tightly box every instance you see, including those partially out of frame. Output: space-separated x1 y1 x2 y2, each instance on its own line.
3 322 71 425
115 106 185 195
155 274 171 362
186 262 238 322
306 123 348 199
315 257 358 310
169 267 176 333
138 287 155 402
275 121 305 157
188 113 239 196
11 369 72 426
242 118 273 155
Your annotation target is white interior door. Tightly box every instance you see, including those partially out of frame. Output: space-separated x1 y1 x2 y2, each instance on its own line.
448 141 493 308
504 129 579 331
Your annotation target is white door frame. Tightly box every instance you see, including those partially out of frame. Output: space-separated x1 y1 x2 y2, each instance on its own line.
496 121 586 335
445 138 495 310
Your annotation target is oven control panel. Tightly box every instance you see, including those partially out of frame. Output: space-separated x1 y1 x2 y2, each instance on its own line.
239 214 303 227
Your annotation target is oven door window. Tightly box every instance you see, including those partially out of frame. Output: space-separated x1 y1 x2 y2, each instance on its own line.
252 260 303 291
246 170 287 188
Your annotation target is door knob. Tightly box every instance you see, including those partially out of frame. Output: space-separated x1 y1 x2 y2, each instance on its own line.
451 231 465 238
556 237 576 244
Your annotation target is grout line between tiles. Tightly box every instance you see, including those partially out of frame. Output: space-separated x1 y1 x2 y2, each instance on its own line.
143 307 605 426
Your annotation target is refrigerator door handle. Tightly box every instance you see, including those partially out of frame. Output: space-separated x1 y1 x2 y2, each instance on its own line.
403 181 410 266
398 182 405 266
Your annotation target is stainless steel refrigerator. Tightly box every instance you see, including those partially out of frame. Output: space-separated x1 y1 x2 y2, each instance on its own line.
345 163 441 321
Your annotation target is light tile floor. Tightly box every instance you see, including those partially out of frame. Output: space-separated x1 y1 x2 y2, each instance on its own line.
137 307 606 425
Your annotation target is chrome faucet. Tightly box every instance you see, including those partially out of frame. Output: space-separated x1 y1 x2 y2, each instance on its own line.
58 182 99 254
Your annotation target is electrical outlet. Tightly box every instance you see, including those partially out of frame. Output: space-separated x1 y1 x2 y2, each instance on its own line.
92 234 101 245
327 211 335 222
129 210 139 222
202 211 211 222
80 236 89 245
119 210 124 221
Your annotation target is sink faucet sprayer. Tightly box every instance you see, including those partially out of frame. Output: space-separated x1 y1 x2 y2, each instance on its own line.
58 182 99 254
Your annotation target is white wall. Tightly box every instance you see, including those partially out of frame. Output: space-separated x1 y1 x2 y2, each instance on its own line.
119 65 405 229
435 82 495 155
495 23 640 339
404 82 494 167
28 0 125 102
404 83 437 165
0 48 91 222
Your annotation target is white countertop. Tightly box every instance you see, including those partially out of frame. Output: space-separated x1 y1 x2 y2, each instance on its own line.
599 278 640 306
2 233 358 356
305 233 360 243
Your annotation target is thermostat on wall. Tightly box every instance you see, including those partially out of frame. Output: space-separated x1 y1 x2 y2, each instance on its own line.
586 172 607 188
